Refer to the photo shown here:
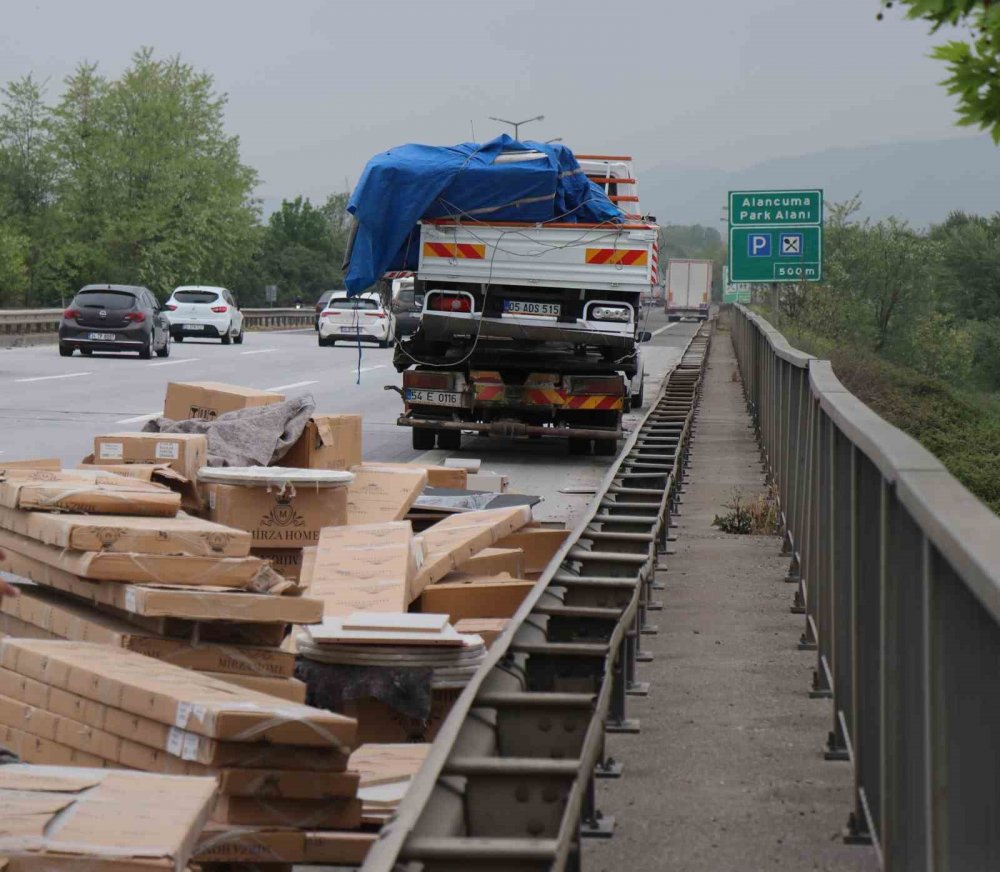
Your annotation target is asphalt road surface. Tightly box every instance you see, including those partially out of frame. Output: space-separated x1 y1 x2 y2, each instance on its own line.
0 311 699 527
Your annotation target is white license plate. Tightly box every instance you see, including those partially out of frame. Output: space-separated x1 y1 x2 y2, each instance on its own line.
340 326 362 334
184 324 205 330
405 388 463 407
503 300 560 316
88 332 116 341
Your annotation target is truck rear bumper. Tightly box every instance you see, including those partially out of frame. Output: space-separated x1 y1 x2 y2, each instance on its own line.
420 311 635 349
397 415 621 441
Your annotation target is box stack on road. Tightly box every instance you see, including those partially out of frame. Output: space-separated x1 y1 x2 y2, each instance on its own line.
0 379 574 867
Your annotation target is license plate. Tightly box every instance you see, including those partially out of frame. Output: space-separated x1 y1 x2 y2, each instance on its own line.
405 388 463 407
503 300 560 316
340 326 362 334
88 332 116 341
185 324 205 330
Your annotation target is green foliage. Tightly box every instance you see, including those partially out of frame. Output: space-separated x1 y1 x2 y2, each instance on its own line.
885 1 1000 142
0 220 28 305
712 487 781 535
658 224 725 297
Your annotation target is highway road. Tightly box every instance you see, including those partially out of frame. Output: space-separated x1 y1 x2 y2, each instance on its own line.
0 311 698 526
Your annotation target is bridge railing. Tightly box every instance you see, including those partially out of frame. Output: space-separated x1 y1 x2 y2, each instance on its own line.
0 307 313 340
732 304 1000 871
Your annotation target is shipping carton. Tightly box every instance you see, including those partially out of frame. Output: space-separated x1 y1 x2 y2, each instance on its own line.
416 576 535 622
77 461 203 514
0 612 57 640
211 795 362 828
164 381 284 421
0 505 251 557
0 764 216 872
0 543 323 624
0 527 264 587
94 432 207 481
207 482 347 548
252 548 304 582
0 585 295 676
195 827 375 865
279 414 362 470
355 462 466 489
454 618 509 648
343 686 461 744
0 638 357 747
346 466 426 524
0 470 180 516
0 721 106 768
308 522 416 616
204 671 307 704
496 526 571 576
456 546 524 577
0 458 60 470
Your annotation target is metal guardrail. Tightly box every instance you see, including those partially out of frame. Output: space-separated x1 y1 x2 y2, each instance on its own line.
0 307 313 338
731 305 1000 871
361 324 713 872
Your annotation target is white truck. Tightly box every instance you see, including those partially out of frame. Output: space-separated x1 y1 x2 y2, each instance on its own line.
665 258 712 321
391 153 658 455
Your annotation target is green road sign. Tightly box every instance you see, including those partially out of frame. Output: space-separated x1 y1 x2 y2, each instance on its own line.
728 189 823 283
729 190 822 226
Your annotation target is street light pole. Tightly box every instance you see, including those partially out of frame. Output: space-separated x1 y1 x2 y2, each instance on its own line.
488 114 545 141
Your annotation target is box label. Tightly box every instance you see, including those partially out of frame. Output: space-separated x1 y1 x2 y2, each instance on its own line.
98 442 124 460
154 441 180 460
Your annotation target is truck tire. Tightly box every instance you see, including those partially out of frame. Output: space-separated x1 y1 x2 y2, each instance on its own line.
412 428 436 451
567 438 591 455
593 438 618 457
437 429 461 450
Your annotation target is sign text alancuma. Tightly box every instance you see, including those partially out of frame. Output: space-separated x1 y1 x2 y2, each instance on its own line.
728 190 822 227
727 188 823 283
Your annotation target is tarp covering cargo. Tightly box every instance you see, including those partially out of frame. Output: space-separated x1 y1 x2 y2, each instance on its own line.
344 135 624 293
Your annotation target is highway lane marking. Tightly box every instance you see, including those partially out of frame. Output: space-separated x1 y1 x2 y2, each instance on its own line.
240 348 277 355
358 365 387 374
15 371 92 383
265 380 318 392
651 323 680 336
148 358 200 368
116 411 163 424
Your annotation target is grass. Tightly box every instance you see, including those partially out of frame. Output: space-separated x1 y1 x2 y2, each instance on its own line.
747 307 1000 515
713 486 782 535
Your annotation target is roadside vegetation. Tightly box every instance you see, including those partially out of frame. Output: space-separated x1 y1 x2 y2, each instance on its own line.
713 487 782 536
753 197 1000 514
0 49 351 308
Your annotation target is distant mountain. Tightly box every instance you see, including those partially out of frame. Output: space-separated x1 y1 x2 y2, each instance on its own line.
641 136 1000 229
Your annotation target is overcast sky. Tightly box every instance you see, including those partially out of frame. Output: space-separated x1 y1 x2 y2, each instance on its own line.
0 0 971 204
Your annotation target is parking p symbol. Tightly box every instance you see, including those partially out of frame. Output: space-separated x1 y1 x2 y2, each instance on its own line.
748 233 771 257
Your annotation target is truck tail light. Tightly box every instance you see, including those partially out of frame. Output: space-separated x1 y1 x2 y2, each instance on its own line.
211 305 228 313
427 293 472 313
589 305 631 322
63 308 80 319
126 311 146 323
404 370 455 390
565 375 625 396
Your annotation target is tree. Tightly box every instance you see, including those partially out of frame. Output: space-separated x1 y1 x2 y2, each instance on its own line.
884 1 1000 142
0 220 28 305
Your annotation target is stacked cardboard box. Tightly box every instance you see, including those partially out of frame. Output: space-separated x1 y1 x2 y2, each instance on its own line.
0 639 361 830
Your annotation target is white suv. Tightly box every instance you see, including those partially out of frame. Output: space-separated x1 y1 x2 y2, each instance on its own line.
165 286 245 344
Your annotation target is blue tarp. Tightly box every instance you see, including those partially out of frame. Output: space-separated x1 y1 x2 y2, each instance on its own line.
344 135 624 293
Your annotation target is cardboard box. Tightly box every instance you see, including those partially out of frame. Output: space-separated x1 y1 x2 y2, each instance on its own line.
0 612 57 640
0 527 264 587
466 471 509 492
0 458 60 470
252 548 304 582
0 470 180 516
0 721 106 767
212 795 362 828
496 527 571 576
207 482 347 548
454 618 508 648
205 671 307 704
164 381 284 421
94 432 207 481
78 461 204 514
0 764 216 871
346 466 427 525
280 414 362 470
355 462 466 489
411 506 533 598
0 505 251 557
0 671 345 771
0 542 323 624
0 638 357 747
343 686 461 744
195 827 375 865
416 576 535 622
457 546 525 577
214 768 358 799
0 585 296 677
308 522 416 617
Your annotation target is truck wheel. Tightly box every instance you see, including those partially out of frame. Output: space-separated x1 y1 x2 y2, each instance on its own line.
412 428 436 450
567 438 591 455
437 429 461 451
593 439 618 457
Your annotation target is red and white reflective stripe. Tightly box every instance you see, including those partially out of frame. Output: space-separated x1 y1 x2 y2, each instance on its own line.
651 241 659 286
383 271 415 279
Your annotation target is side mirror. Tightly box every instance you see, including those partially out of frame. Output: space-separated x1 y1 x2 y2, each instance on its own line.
640 331 652 343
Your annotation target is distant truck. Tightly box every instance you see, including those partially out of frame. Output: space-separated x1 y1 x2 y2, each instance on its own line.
665 258 712 321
